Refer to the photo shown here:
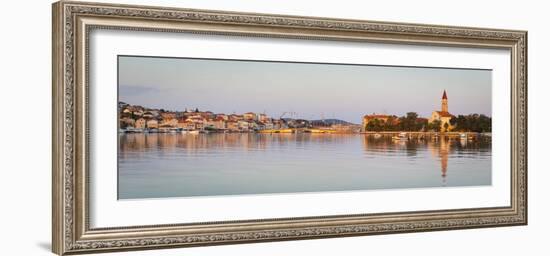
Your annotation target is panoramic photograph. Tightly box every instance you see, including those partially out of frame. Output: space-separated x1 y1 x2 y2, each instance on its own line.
117 55 492 200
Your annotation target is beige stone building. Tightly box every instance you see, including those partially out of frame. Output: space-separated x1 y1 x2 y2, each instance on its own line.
243 112 257 121
258 113 269 122
160 118 178 128
160 112 176 120
226 120 239 131
211 116 226 129
135 118 146 129
177 119 195 130
146 119 159 129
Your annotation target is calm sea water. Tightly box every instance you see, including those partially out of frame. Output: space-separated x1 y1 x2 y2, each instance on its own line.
118 133 491 199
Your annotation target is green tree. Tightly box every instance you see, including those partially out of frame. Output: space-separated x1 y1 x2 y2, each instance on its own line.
452 114 492 132
428 120 441 132
366 119 383 132
383 116 398 131
417 118 428 131
398 112 419 131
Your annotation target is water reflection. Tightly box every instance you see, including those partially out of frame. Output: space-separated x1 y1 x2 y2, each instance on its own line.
119 133 363 152
362 135 491 187
119 133 491 199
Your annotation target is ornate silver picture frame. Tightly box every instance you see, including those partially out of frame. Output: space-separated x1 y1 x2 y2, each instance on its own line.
52 1 527 255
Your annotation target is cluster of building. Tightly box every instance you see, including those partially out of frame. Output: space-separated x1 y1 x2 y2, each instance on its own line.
119 102 288 133
362 90 455 132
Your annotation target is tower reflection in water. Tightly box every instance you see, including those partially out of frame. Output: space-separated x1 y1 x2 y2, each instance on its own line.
434 138 449 186
361 135 489 187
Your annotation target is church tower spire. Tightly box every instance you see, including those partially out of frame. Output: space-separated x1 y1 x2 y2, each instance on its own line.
441 90 448 112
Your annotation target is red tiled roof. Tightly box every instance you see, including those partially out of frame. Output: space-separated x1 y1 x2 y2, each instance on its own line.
363 114 390 119
436 111 454 117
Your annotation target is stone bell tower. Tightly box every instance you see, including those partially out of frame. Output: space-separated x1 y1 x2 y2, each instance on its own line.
441 90 448 113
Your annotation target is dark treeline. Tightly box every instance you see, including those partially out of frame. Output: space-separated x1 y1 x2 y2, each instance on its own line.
450 114 492 132
365 112 491 132
365 112 429 132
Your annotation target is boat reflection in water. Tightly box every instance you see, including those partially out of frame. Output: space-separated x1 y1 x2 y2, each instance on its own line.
118 133 491 199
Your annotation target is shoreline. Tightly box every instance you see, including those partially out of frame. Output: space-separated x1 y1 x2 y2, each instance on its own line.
119 128 491 137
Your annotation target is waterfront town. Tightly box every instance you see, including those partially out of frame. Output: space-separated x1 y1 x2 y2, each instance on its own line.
118 90 492 136
118 102 355 134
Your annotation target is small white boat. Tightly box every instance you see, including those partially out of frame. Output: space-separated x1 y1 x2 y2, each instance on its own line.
188 130 200 135
392 132 408 141
460 133 467 140
373 133 382 139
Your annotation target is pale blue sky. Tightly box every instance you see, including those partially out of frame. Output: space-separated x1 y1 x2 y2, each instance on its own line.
119 56 491 124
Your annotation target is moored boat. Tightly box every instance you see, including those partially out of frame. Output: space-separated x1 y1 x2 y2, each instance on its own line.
392 132 408 141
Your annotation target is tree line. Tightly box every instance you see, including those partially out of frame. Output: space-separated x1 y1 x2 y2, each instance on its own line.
450 114 492 132
364 112 491 132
